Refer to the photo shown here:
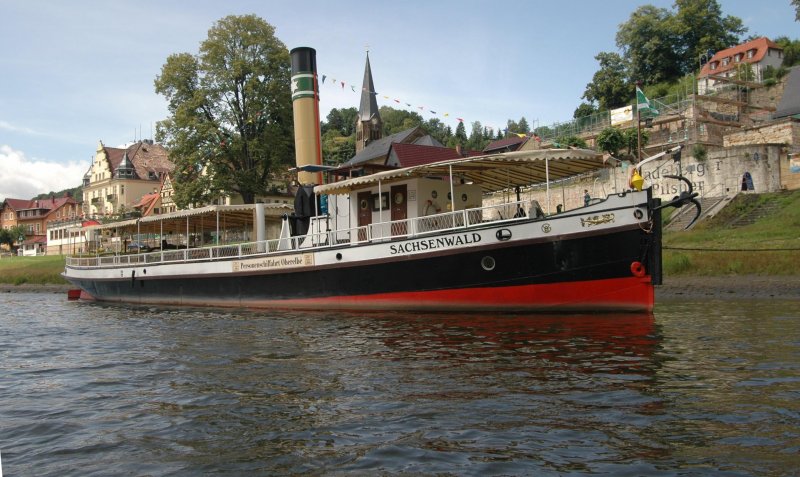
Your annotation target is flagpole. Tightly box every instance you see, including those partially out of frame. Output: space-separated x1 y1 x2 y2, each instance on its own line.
637 106 642 163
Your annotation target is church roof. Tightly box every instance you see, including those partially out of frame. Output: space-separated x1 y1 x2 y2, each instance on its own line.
358 53 380 123
342 126 424 167
387 143 477 168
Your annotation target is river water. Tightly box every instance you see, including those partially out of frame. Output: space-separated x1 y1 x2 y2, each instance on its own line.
1 293 798 476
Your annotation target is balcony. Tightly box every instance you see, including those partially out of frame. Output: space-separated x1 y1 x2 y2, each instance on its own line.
106 194 117 201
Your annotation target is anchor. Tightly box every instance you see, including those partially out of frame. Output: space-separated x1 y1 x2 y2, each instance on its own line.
655 174 701 229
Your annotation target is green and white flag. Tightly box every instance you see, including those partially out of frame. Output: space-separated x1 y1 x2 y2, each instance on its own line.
636 87 659 117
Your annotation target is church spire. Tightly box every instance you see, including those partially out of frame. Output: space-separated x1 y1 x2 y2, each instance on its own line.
355 52 382 153
358 52 380 123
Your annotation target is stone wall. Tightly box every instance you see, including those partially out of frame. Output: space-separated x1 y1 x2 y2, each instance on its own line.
485 143 789 213
724 119 795 147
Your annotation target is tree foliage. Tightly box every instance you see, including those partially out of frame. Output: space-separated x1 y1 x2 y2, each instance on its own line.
506 117 530 135
154 14 293 206
379 106 424 135
672 0 745 74
582 52 631 110
0 224 27 248
321 107 357 136
775 36 800 68
596 127 626 157
616 5 682 85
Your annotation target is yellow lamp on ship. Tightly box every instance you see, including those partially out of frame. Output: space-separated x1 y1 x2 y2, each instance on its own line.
630 169 644 191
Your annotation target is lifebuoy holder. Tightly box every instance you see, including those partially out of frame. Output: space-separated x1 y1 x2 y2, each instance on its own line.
630 261 646 277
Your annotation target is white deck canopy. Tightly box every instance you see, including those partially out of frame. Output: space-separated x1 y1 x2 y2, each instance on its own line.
314 148 606 196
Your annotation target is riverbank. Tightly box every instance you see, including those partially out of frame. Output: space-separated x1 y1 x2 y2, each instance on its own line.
4 275 800 299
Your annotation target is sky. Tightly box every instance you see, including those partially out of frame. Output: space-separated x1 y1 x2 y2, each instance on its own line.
1 0 797 200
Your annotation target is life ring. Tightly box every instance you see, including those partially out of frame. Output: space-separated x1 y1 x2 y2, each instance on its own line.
630 261 646 277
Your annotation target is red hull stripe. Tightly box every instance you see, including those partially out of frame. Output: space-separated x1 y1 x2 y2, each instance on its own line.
245 276 654 312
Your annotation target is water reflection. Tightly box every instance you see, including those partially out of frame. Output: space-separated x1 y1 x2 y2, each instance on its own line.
2 295 799 476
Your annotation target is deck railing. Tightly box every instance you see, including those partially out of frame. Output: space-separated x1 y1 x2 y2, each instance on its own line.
65 199 541 269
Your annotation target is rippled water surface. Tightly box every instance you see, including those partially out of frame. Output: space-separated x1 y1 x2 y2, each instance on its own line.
1 293 799 476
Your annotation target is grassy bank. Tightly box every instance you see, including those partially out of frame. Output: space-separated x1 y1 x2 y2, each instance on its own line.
662 189 800 275
0 255 68 285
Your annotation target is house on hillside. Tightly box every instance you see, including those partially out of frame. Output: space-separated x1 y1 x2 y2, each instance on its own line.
82 139 174 218
698 37 784 94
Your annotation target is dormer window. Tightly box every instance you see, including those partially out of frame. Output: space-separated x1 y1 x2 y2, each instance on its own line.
747 49 755 58
734 54 741 62
710 62 717 70
722 57 730 66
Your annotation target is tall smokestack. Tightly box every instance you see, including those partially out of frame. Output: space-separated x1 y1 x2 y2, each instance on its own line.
290 47 323 186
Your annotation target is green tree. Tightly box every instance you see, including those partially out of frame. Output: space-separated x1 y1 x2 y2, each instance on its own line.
379 106 424 135
616 5 682 84
623 127 649 158
322 107 357 136
596 127 626 157
794 0 800 21
573 103 598 119
506 117 530 135
422 118 452 145
775 36 800 68
582 52 631 110
466 121 489 151
0 224 28 249
0 228 12 248
321 129 355 165
154 14 294 206
672 0 745 75
555 135 588 148
448 121 467 148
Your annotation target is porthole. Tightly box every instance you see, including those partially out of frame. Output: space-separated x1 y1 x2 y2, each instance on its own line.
481 256 496 271
360 199 368 210
336 253 342 261
634 209 643 219
431 190 438 199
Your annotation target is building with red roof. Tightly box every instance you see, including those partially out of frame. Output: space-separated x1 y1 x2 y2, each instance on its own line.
697 37 784 94
1 195 80 253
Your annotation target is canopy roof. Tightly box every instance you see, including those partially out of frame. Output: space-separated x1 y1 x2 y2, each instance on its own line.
315 148 606 195
82 203 292 236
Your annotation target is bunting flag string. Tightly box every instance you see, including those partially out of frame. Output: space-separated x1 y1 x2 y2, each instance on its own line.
315 70 513 134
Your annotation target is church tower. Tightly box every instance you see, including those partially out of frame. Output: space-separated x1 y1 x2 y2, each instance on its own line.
355 53 382 153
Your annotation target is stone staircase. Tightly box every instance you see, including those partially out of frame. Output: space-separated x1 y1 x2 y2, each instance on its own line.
664 195 727 231
725 192 790 228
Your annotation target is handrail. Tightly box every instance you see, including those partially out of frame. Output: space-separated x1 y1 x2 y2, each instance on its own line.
64 199 545 269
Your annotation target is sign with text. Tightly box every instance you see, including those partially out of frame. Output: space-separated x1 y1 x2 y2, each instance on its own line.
233 253 314 272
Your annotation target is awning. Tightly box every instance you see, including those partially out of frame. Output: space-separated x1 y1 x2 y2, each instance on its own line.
81 203 293 235
314 148 606 195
